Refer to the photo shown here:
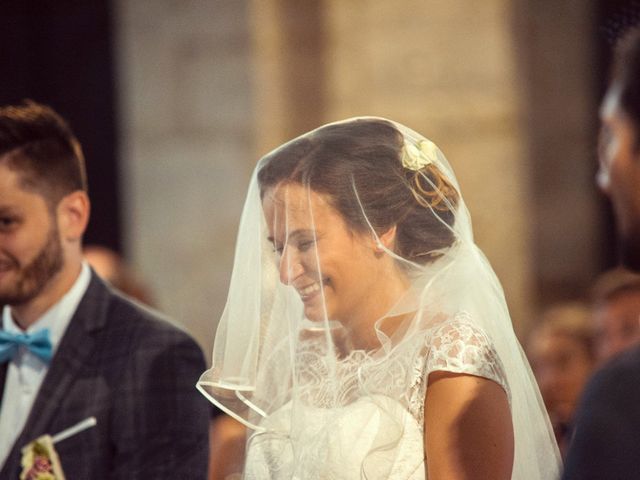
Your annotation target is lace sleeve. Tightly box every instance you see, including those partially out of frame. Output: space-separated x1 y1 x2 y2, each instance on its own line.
424 313 510 399
406 313 511 423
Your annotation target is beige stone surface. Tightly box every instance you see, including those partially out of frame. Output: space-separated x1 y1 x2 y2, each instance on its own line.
113 0 598 352
114 0 254 356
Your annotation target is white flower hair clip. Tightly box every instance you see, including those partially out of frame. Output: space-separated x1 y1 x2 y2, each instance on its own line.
401 139 439 171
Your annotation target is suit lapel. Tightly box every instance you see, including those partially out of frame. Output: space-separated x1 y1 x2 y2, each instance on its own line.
0 305 8 405
7 272 110 455
0 362 7 405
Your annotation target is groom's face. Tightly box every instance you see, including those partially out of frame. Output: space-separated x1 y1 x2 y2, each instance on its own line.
0 163 64 307
598 85 640 270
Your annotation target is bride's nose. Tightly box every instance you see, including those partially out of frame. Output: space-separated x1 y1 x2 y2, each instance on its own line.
279 249 304 285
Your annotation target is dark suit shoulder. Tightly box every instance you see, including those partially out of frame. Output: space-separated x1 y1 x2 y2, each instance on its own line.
581 345 640 403
97 281 202 353
76 275 207 393
563 346 640 480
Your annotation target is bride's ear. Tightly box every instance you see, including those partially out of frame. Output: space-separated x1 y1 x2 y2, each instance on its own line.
374 225 397 252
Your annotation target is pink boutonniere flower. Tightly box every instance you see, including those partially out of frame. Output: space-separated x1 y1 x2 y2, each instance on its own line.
20 417 97 480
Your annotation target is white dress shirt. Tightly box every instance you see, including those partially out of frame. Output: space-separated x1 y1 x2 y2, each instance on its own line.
0 262 91 467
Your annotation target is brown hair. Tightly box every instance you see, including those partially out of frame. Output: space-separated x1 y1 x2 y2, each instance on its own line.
591 267 640 305
257 118 459 264
0 100 87 206
528 302 596 361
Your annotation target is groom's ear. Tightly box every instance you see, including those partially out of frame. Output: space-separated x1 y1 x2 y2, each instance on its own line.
57 190 90 242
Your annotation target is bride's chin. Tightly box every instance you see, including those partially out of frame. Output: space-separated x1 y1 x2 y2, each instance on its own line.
304 309 325 323
303 302 333 323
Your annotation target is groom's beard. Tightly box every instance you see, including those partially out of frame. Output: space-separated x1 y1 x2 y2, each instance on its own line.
0 223 64 306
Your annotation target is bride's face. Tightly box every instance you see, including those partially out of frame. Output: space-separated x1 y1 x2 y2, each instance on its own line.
262 182 396 327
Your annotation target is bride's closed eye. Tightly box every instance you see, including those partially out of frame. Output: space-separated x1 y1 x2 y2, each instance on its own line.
296 239 316 252
271 239 316 256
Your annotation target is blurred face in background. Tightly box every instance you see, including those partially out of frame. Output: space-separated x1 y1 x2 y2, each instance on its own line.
527 302 595 456
593 290 640 362
529 332 594 427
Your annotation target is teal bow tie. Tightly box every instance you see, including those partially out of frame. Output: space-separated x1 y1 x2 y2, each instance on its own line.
0 328 53 364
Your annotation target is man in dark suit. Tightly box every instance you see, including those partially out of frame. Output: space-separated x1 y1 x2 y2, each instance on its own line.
563 27 640 479
0 101 210 478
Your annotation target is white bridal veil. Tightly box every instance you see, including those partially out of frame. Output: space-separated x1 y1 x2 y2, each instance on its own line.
198 117 561 479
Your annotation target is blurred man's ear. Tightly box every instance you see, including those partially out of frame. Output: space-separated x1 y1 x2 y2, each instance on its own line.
58 190 90 242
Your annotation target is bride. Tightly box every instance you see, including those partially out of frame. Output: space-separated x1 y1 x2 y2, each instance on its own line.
198 118 561 479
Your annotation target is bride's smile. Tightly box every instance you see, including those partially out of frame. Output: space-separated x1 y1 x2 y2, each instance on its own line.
263 182 407 332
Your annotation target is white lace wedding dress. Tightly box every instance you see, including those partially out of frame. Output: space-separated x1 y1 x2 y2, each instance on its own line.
244 313 509 479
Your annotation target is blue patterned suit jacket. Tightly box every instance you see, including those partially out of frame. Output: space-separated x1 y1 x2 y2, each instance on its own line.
0 271 210 479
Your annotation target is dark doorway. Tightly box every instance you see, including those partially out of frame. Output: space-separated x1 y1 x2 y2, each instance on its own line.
0 0 121 252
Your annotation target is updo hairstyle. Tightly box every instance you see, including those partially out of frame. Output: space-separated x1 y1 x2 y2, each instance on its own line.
257 118 459 265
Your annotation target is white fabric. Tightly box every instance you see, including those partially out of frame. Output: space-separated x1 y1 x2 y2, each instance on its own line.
198 117 561 478
244 313 507 479
0 262 90 467
245 396 425 480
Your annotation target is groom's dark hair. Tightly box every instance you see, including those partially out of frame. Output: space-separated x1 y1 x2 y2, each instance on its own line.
0 100 87 208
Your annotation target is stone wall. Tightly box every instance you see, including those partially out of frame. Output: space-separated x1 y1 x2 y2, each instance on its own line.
114 0 255 355
114 0 598 355
513 0 601 308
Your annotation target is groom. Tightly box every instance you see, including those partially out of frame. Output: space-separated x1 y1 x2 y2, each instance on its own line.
0 101 210 478
563 27 640 479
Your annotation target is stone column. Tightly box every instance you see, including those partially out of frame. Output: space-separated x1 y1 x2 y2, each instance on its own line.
114 0 255 354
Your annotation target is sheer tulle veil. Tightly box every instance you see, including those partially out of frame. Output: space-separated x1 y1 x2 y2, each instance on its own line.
198 117 561 479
